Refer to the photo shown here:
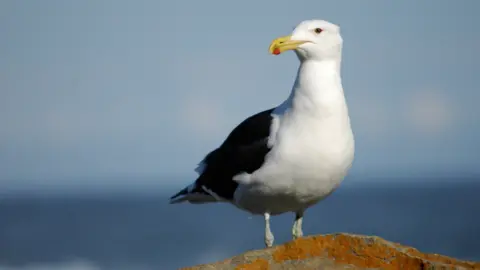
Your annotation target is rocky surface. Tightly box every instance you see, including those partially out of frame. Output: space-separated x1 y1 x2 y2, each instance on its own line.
182 233 479 270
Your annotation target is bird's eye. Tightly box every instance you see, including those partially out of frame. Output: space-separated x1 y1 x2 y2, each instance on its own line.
314 28 323 34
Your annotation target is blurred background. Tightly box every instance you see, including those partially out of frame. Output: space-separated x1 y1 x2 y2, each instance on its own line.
1 0 479 269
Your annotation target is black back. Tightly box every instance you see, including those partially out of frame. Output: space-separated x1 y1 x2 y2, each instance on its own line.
171 108 275 201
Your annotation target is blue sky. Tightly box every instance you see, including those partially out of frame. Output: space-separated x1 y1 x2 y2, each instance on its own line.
1 0 479 191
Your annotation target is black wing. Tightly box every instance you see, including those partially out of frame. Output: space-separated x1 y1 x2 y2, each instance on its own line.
170 108 275 203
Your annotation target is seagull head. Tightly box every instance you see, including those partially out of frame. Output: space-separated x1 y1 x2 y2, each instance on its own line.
269 19 343 62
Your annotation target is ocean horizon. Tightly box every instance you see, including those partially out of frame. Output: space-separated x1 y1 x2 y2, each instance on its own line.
1 177 479 270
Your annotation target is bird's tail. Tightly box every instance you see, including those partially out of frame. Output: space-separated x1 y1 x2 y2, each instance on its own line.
169 182 219 204
169 186 190 204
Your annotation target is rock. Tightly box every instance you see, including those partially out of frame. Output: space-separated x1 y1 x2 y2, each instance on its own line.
182 233 480 270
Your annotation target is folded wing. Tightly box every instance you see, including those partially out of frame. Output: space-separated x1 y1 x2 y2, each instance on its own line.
170 108 275 203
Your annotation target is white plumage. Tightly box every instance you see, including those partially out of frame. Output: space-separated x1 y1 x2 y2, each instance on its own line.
171 19 355 248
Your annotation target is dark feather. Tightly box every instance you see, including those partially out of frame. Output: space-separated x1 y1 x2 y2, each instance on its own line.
170 108 275 203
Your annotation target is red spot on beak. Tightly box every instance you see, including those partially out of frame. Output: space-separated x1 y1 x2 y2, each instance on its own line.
273 48 281 55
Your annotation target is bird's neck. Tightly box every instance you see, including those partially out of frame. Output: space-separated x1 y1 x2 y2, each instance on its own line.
287 59 346 116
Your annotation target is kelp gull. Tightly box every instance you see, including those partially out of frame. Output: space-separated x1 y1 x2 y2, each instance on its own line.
170 19 355 248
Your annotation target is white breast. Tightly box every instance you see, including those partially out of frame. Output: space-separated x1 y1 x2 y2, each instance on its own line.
233 60 355 215
257 106 354 196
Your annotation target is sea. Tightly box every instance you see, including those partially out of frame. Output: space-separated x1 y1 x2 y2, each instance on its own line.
1 177 479 270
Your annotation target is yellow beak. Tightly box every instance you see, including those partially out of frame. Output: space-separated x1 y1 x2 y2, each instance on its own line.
268 35 308 55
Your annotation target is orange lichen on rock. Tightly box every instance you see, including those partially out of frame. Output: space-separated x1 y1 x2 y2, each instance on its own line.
404 246 474 268
271 234 480 269
271 235 329 261
235 258 270 270
182 233 480 270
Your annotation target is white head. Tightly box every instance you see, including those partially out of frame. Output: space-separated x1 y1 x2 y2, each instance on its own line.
269 19 343 62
